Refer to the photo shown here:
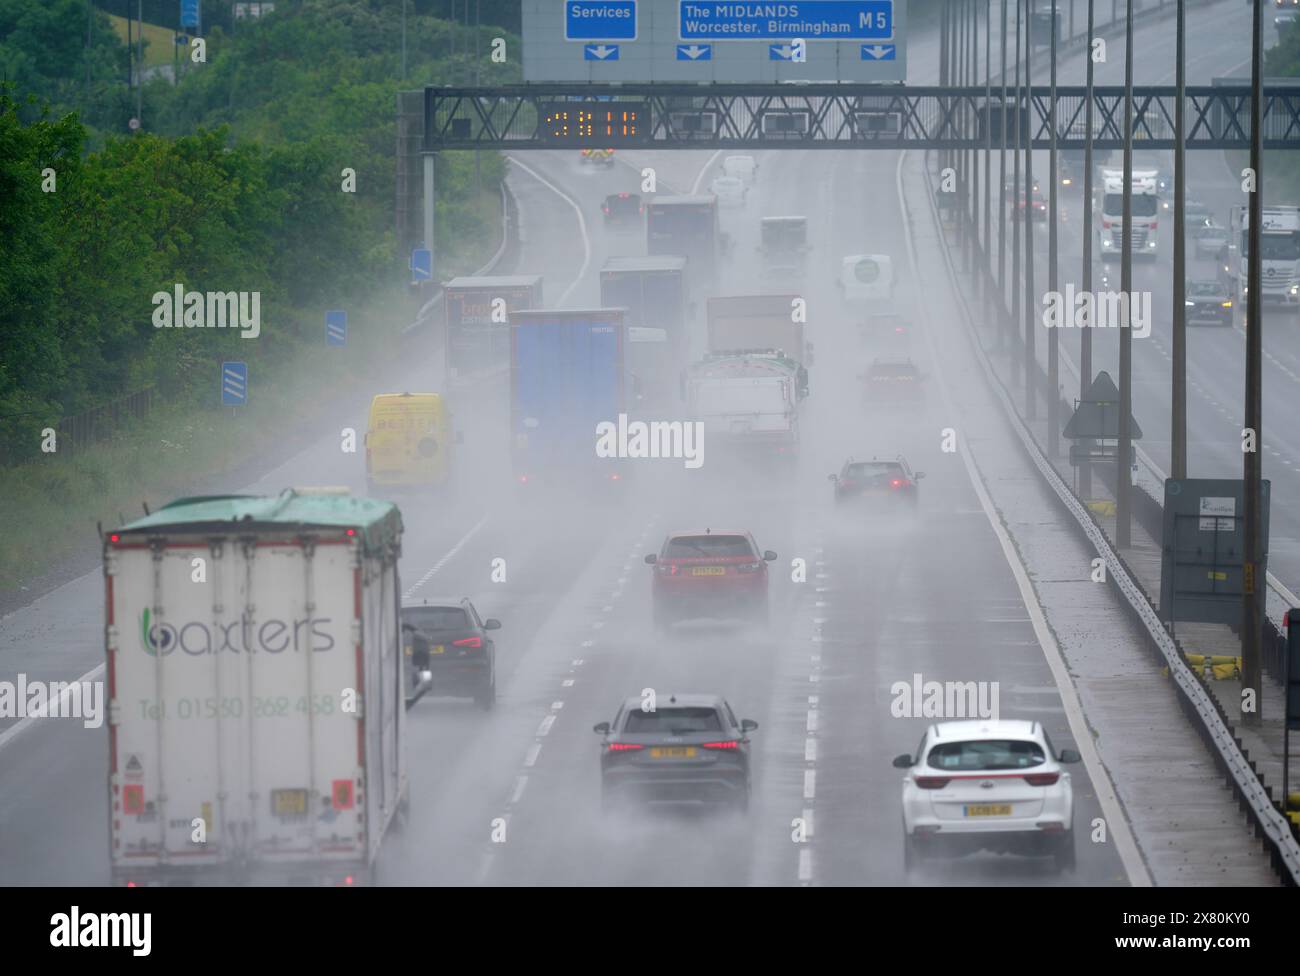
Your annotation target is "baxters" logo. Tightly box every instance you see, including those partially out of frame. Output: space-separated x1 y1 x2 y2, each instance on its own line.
139 608 335 656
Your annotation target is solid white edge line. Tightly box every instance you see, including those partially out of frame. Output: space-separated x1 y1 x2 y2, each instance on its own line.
505 155 591 307
895 149 1154 888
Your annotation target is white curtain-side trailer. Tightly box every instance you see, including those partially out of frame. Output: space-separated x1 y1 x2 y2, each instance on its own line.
103 490 407 884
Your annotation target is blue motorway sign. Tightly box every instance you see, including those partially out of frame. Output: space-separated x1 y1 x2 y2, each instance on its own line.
677 43 712 60
221 362 247 406
679 1 892 41
566 1 637 41
584 43 620 60
181 0 201 31
325 310 347 346
861 43 895 60
410 246 432 281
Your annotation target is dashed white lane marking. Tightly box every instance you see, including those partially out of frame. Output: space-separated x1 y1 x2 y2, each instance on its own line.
536 715 556 737
524 743 542 767
805 738 817 762
802 807 815 839
803 770 816 801
806 710 819 733
510 776 528 805
562 679 575 687
797 848 813 883
402 515 489 598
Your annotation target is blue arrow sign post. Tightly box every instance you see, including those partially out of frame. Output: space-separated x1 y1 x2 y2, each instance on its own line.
410 247 432 282
676 43 712 60
861 44 896 60
326 310 347 346
584 44 620 60
221 362 247 407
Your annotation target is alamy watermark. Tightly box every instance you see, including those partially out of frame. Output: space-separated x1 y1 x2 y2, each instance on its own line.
595 414 705 469
0 673 104 729
890 673 999 720
50 907 151 956
151 284 261 338
1041 283 1151 340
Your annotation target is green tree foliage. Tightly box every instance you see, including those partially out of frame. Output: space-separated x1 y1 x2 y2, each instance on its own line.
1 0 516 462
0 0 132 130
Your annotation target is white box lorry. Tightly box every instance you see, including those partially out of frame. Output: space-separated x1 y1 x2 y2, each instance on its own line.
103 489 407 884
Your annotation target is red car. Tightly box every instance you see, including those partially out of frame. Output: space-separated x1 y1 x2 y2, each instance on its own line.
645 530 776 631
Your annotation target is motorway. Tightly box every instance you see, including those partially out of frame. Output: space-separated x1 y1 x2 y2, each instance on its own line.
0 0 1279 886
1001 2 1300 582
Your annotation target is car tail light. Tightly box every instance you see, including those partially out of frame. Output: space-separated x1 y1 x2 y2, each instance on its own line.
1036 821 1067 833
839 479 856 489
453 636 483 649
702 740 740 750
619 192 630 199
602 205 610 214
914 776 950 789
657 562 679 576
736 561 762 573
608 742 643 752
1023 772 1060 787
1102 219 1112 229
608 472 621 481
891 478 913 489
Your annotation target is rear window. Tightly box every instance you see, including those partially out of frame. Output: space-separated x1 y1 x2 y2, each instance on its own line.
927 739 1046 771
663 535 753 558
402 607 470 631
1187 281 1222 297
846 461 905 482
623 707 723 734
605 194 641 215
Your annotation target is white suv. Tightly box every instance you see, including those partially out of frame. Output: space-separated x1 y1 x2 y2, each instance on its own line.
893 720 1081 874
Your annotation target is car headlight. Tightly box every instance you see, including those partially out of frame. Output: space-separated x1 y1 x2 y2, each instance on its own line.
1185 300 1195 307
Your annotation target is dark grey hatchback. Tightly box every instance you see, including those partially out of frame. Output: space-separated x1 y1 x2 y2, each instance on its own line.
1185 278 1234 325
594 694 758 814
401 598 501 710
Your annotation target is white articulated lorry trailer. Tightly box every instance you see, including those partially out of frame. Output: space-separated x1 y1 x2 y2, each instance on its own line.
103 489 407 885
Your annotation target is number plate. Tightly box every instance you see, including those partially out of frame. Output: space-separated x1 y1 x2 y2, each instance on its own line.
272 789 308 817
649 747 697 759
691 567 726 576
431 645 445 655
964 804 1012 817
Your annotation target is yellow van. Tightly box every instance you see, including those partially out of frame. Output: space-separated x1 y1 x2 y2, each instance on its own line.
365 393 454 492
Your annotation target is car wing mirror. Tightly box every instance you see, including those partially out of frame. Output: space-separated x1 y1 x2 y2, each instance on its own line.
914 471 926 480
1057 748 1082 764
593 722 611 734
763 550 777 562
740 719 759 733
644 553 657 564
892 754 913 768
484 618 502 630
827 473 838 482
